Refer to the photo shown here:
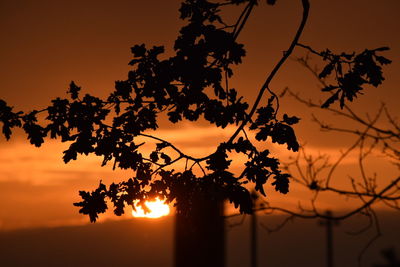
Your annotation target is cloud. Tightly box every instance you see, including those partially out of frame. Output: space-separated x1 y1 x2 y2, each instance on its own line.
0 123 396 230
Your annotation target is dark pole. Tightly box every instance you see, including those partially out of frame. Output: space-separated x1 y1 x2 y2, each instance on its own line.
250 191 258 267
174 193 225 267
319 210 337 267
326 211 333 267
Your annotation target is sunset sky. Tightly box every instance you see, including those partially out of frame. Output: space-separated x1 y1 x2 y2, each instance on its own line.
0 0 399 248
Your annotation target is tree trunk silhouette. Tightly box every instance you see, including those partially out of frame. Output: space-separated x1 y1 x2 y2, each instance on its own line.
174 194 225 267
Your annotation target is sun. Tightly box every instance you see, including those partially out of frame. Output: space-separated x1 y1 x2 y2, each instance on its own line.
132 198 170 219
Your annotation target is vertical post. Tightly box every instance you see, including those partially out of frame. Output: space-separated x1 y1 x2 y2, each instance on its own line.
250 191 258 267
319 210 338 267
326 212 333 267
174 193 225 267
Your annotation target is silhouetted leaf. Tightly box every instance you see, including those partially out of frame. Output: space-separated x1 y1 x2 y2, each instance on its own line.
283 114 300 125
150 151 159 162
374 46 390 52
63 144 78 163
23 121 46 147
68 81 81 100
206 146 231 172
168 111 182 123
318 47 391 108
73 182 108 223
130 44 146 57
270 123 299 151
374 55 392 65
160 153 171 164
272 173 290 194
0 100 22 140
321 91 340 108
319 63 334 78
321 85 339 92
115 80 132 99
156 142 169 151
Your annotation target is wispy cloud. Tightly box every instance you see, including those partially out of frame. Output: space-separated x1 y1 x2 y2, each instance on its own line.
0 124 395 230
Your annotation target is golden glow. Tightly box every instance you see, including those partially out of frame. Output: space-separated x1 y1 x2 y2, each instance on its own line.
132 198 170 218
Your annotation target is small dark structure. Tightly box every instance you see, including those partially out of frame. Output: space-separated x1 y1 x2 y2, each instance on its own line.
174 195 225 267
250 191 258 267
319 210 339 267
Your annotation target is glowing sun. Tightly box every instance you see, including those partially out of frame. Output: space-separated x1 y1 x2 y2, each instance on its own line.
132 198 170 218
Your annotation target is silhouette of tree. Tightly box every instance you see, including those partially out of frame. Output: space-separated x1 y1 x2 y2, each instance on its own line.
0 0 395 265
242 55 400 266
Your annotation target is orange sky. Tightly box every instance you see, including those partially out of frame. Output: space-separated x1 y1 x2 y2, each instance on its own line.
0 0 400 230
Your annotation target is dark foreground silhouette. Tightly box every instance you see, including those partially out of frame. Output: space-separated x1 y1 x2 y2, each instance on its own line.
0 212 398 267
